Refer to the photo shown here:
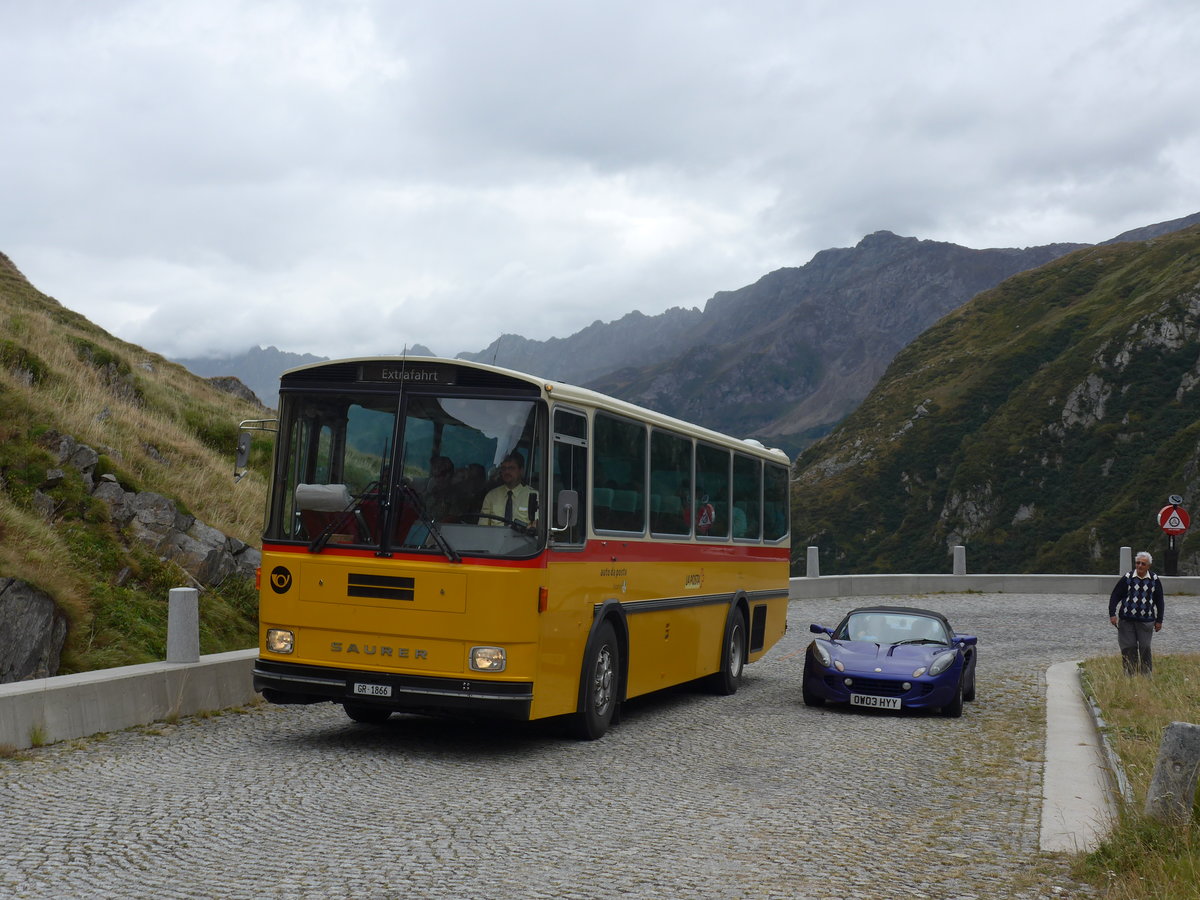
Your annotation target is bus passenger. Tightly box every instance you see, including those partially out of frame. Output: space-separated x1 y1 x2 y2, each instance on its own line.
452 463 487 513
480 452 537 527
424 455 466 521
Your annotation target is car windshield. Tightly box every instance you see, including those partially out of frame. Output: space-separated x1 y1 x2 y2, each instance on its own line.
839 612 950 645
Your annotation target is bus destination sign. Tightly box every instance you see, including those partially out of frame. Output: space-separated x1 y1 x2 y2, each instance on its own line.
360 363 454 386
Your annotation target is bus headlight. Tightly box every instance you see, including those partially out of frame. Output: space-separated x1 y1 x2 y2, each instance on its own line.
266 629 295 654
469 646 507 672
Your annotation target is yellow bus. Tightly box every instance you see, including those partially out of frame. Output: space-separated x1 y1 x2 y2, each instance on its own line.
247 357 790 738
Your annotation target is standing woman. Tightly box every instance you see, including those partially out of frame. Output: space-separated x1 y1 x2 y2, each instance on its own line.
1108 550 1165 675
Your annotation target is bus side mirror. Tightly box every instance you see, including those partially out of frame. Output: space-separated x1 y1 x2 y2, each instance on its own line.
235 432 252 470
233 418 278 482
554 489 579 531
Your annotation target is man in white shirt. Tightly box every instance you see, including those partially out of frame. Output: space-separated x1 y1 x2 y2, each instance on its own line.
479 452 537 527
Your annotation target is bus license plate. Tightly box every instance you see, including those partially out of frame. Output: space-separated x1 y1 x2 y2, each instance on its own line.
850 693 900 710
353 683 392 697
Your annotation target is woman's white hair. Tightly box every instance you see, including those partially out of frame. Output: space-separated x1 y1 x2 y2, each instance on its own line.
1135 550 1153 565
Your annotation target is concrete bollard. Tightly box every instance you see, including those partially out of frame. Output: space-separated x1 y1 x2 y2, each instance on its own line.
953 545 966 576
806 546 820 578
167 587 200 663
1144 721 1200 824
1120 546 1132 574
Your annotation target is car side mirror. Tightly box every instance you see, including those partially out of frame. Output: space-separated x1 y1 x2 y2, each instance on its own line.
809 623 833 635
955 635 977 647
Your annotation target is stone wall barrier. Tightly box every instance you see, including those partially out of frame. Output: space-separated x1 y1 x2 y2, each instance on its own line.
1145 721 1200 824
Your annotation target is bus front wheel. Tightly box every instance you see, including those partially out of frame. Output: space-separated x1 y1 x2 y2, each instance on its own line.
571 622 620 740
706 610 747 696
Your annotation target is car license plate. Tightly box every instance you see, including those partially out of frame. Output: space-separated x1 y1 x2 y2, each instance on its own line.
850 693 900 710
352 683 392 697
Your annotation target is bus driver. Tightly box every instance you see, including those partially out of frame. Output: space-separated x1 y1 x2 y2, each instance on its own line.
480 452 537 527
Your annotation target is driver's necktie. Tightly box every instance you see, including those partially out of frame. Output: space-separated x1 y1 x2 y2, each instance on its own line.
505 490 513 520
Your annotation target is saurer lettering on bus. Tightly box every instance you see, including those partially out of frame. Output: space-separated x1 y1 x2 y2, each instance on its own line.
331 643 429 659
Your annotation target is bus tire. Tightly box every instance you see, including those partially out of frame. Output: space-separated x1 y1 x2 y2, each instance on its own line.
570 621 620 740
706 609 747 696
343 702 392 724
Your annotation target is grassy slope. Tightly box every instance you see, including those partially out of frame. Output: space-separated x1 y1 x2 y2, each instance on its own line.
0 252 272 672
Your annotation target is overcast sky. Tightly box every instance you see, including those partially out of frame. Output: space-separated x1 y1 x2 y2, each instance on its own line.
3 0 1198 362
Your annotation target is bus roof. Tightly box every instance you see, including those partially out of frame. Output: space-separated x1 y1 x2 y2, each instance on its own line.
280 355 791 463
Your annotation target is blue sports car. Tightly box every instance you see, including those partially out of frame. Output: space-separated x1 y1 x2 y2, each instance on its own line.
802 605 978 717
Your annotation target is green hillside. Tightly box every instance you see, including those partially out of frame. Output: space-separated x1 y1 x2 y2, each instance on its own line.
793 225 1200 576
0 253 271 672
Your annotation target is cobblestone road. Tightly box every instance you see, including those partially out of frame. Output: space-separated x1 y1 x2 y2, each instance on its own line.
4 592 1198 899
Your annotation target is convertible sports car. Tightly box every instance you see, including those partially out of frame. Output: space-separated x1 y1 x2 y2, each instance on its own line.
801 605 978 717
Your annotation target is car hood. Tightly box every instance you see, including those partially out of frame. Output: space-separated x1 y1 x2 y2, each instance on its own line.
831 641 953 671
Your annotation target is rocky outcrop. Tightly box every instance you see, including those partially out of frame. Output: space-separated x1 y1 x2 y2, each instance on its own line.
91 481 260 586
206 375 265 407
8 434 262 681
40 433 263 588
0 578 67 684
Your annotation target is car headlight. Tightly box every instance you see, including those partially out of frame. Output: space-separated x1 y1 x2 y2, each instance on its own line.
928 650 957 677
469 646 507 672
811 641 832 668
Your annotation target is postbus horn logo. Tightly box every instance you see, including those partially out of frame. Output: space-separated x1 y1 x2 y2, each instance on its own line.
270 566 293 594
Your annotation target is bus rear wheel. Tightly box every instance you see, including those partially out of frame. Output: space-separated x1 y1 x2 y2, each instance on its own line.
706 610 747 696
571 622 619 740
343 702 392 724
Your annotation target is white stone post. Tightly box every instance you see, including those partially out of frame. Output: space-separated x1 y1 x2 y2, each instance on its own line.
167 587 200 663
1145 722 1200 824
806 546 820 578
953 545 966 576
1119 546 1132 574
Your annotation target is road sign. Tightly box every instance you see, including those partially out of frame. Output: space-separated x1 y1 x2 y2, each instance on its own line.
1159 505 1190 535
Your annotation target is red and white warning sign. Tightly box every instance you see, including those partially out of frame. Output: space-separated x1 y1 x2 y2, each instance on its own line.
1158 505 1190 535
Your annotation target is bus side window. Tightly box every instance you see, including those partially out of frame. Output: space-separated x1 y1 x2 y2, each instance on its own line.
696 443 730 539
593 412 646 534
650 430 691 536
763 463 790 542
732 454 762 540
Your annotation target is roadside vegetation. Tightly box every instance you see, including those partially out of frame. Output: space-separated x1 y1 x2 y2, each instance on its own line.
1076 653 1200 898
1 252 271 673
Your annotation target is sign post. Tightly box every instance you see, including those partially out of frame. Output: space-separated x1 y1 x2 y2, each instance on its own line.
1158 496 1190 576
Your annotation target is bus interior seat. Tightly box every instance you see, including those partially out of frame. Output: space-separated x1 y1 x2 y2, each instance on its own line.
295 483 365 542
611 489 642 531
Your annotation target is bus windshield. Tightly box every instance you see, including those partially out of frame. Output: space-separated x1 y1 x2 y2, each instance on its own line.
267 389 545 558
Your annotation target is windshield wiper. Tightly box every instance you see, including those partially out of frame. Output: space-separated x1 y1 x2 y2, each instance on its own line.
893 638 946 646
308 486 374 554
397 478 461 563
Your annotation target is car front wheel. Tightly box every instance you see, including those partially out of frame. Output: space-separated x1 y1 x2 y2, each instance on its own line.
941 678 964 718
